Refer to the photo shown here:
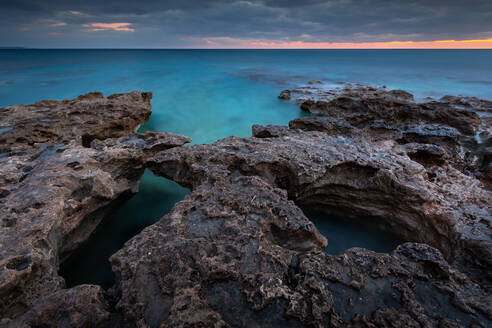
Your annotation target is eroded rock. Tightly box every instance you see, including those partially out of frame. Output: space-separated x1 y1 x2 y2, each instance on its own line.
0 92 190 320
283 82 491 189
104 83 492 327
2 84 491 327
1 285 112 327
110 111 490 326
110 131 491 326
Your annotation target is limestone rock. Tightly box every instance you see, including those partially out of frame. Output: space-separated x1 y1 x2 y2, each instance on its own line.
0 92 190 320
281 83 491 189
1 285 112 328
2 85 491 327
110 109 490 326
110 127 491 326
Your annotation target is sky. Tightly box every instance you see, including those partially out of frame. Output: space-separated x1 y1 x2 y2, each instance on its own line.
1 0 492 48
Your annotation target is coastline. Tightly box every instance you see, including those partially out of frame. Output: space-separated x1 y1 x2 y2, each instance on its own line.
0 83 490 327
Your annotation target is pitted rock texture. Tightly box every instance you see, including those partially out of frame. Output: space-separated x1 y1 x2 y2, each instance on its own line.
0 91 152 153
1 285 112 328
279 83 491 189
110 112 490 326
2 85 491 327
111 126 492 327
0 92 190 321
147 127 491 282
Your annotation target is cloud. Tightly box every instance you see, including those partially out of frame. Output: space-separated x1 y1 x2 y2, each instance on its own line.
195 36 492 49
49 21 67 27
0 0 491 47
83 22 134 32
38 19 68 27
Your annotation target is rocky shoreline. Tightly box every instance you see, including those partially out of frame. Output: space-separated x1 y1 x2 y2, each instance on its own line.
0 84 490 327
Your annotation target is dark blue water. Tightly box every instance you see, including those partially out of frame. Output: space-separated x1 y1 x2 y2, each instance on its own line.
59 170 189 288
2 50 490 286
303 209 405 255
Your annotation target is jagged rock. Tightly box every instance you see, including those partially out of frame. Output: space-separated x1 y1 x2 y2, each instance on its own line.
278 90 291 100
147 125 491 282
110 113 491 326
0 91 153 154
110 133 491 326
297 94 479 136
0 285 112 327
2 84 491 327
440 95 492 113
0 92 190 321
252 124 290 138
281 83 491 189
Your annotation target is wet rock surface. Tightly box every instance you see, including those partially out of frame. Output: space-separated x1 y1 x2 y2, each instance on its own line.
0 92 190 323
1 84 491 327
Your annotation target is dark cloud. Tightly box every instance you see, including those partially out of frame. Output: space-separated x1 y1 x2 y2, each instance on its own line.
0 0 491 47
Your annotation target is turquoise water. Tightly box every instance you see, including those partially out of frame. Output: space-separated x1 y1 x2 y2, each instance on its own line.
2 50 491 287
1 50 492 145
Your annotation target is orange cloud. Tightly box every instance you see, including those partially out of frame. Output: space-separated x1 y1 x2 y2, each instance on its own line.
49 22 67 27
40 19 67 27
201 37 492 49
84 23 135 32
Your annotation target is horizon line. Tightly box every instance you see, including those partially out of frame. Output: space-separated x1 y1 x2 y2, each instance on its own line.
2 47 492 50
3 37 492 50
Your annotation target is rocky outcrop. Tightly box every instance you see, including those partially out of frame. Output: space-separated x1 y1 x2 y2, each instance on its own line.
0 92 190 321
282 83 491 189
1 285 112 328
2 84 491 327
108 85 491 327
0 91 153 153
110 129 490 326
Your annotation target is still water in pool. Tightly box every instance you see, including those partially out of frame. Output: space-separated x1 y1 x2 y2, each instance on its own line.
303 209 405 255
59 170 190 289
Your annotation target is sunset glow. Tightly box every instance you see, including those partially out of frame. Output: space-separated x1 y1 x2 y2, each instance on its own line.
202 37 492 49
49 22 67 27
84 22 134 32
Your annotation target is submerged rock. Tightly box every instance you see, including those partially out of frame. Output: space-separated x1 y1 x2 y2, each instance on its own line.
278 90 291 100
0 92 190 321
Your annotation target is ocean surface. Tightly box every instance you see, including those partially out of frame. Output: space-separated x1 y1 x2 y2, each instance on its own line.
2 49 491 287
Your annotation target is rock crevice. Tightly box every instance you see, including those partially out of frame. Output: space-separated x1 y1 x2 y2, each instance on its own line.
107 84 490 326
1 84 491 327
0 92 190 321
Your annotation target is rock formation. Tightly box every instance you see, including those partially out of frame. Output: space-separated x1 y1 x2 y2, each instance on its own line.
1 84 491 327
280 83 491 189
108 84 490 327
0 92 190 323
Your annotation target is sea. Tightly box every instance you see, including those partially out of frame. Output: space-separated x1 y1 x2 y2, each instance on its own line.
1 49 491 288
